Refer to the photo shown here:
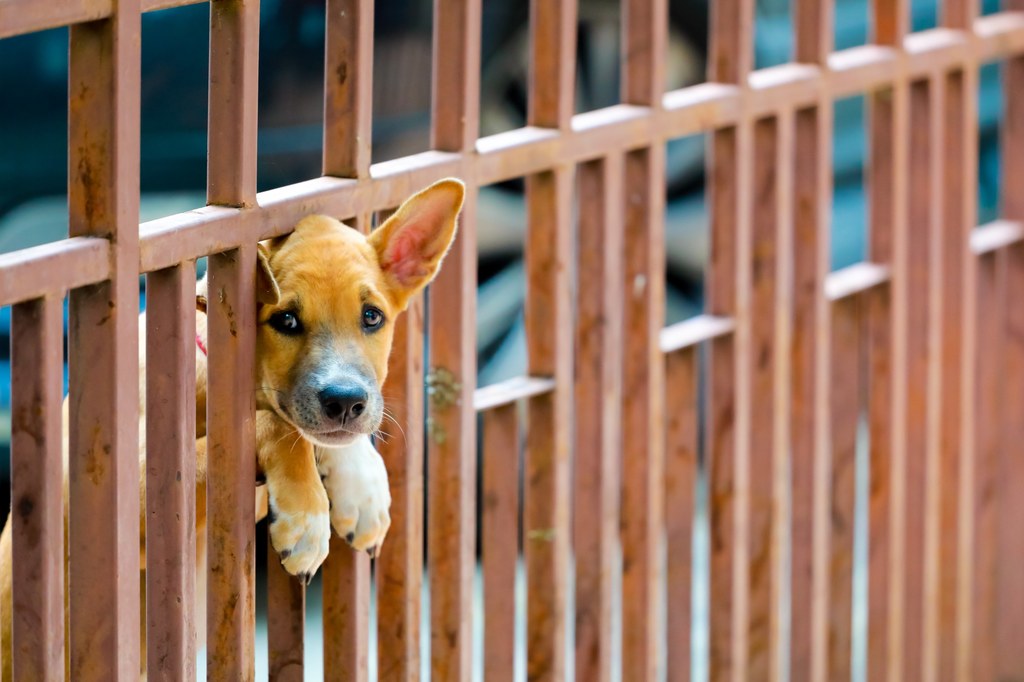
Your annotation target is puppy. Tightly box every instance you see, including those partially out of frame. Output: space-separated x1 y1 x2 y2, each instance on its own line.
0 177 464 676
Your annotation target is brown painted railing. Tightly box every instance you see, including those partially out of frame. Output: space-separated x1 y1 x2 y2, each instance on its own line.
3 0 1024 679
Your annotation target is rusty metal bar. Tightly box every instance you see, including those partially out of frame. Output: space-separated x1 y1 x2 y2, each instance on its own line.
866 4 909 678
144 264 198 680
481 404 519 682
376 295 425 681
790 0 833 677
323 540 371 681
995 243 1024 681
208 0 260 208
933 63 977 682
970 250 1004 681
826 295 863 681
619 0 667 676
664 346 697 682
66 2 143 677
901 76 939 682
993 40 1024 679
522 0 575 677
523 165 573 681
203 0 260 673
323 0 374 178
0 238 110 308
618 143 667 681
706 122 750 682
267 525 305 681
706 0 753 678
744 113 790 681
9 296 64 680
426 0 480 678
572 155 622 682
205 247 258 678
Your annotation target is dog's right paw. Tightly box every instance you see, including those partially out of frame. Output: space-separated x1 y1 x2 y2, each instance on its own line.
267 487 331 582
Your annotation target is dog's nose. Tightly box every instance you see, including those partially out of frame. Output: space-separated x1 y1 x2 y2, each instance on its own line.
318 385 368 424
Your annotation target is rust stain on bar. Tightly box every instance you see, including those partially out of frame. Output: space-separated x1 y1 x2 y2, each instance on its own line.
267 524 305 681
376 298 424 682
66 2 143 677
523 166 573 681
323 0 374 178
572 155 622 682
481 404 519 682
205 248 257 678
9 297 65 680
144 265 198 680
664 348 696 682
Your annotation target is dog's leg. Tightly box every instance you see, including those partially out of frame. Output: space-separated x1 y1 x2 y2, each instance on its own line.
317 435 391 556
1 515 11 680
257 412 330 580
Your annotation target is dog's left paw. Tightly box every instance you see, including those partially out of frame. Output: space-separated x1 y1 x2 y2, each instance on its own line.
317 436 392 557
267 485 331 582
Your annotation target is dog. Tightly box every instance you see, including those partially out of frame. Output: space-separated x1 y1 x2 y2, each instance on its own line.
0 177 464 676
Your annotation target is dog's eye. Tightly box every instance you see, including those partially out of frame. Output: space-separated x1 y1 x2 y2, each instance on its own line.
269 311 303 335
362 306 385 331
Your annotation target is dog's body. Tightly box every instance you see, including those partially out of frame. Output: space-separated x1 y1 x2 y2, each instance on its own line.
0 179 464 676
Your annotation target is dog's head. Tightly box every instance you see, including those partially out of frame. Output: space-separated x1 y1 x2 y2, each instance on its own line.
252 178 464 447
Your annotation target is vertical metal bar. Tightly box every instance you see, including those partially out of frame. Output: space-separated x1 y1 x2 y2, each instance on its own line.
971 251 1004 682
145 265 198 680
10 296 64 680
205 0 260 673
994 50 1024 681
902 77 939 682
267 525 305 681
323 539 371 682
208 0 260 207
482 404 519 682
745 113 790 682
618 144 668 682
205 247 258 678
376 297 425 682
790 0 833 678
428 1 479 679
527 0 576 130
323 0 373 178
574 154 623 682
707 1 753 679
523 2 575 677
935 64 977 682
619 0 667 678
826 295 863 681
866 4 908 679
665 347 697 682
996 243 1024 681
523 166 573 681
67 0 142 675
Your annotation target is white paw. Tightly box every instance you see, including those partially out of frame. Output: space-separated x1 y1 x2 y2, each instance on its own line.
317 436 392 557
267 489 331 582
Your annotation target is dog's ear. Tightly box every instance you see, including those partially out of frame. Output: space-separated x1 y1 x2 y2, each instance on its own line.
256 242 281 306
368 178 464 307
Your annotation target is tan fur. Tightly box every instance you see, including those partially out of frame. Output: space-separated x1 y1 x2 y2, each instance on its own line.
0 178 464 677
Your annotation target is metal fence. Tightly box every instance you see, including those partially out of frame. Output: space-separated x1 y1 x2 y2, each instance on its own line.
1 0 1024 679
